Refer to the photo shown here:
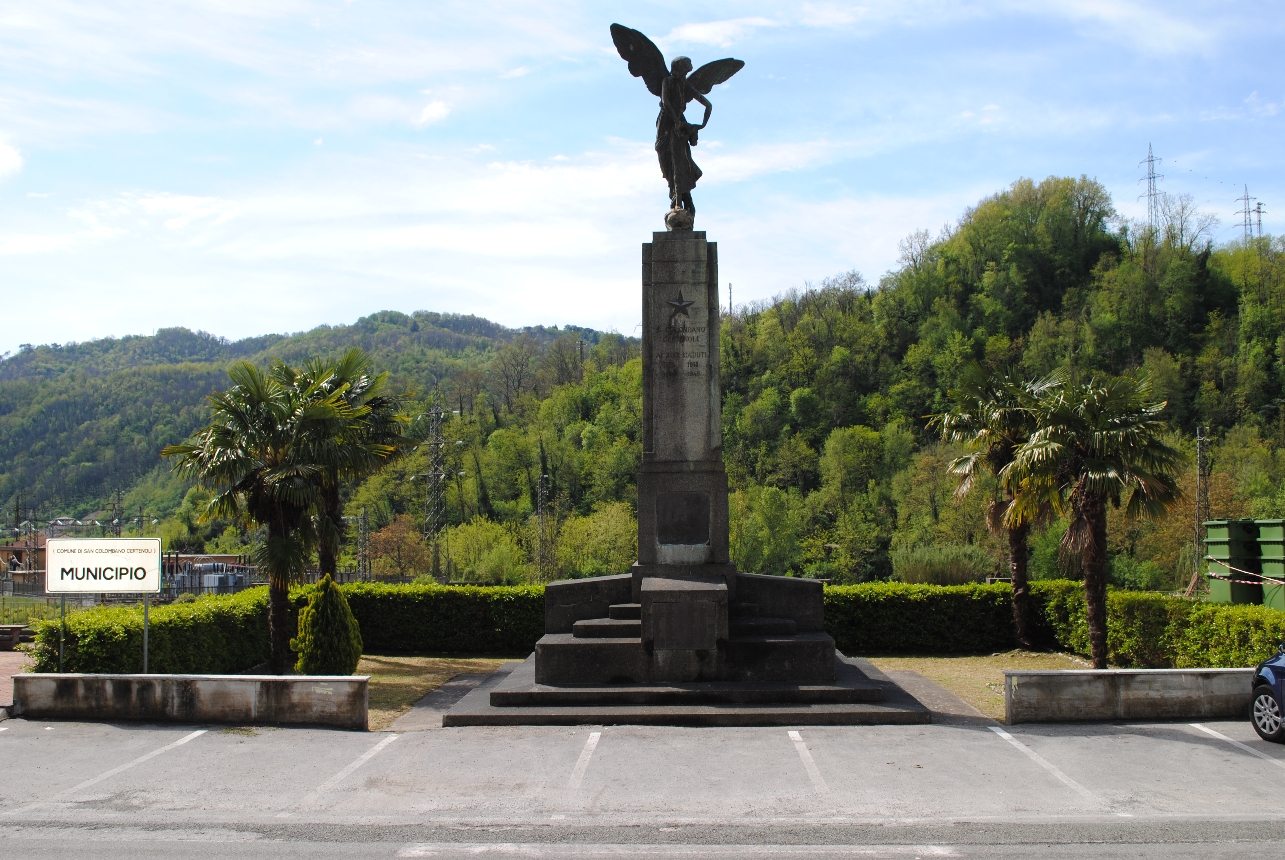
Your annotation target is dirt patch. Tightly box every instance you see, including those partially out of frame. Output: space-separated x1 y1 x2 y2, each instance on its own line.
359 655 511 730
867 651 1091 721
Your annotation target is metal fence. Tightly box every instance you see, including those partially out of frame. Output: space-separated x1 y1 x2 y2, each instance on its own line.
0 568 402 612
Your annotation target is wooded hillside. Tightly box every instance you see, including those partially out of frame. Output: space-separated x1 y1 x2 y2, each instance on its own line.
7 175 1284 588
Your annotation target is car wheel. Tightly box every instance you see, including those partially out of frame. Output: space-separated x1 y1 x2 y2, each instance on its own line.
1251 685 1285 743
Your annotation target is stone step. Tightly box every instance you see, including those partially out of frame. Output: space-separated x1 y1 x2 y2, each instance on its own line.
492 654 886 707
533 631 837 686
730 602 759 618
572 618 642 639
608 603 641 620
731 616 796 636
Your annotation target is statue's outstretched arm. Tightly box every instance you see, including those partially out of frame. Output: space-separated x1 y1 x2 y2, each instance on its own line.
692 92 712 129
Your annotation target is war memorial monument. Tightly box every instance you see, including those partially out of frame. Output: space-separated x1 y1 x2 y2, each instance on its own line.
446 26 928 726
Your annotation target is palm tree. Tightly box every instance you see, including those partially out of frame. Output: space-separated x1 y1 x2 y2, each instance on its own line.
1004 373 1183 669
932 363 1056 648
162 361 359 674
288 349 409 580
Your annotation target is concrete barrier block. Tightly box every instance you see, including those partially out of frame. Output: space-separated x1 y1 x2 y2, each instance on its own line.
11 674 368 730
1005 668 1254 724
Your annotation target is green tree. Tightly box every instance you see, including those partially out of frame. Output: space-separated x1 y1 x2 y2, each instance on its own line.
932 362 1057 647
555 501 637 578
290 573 363 675
163 361 362 674
1005 373 1183 668
290 349 409 579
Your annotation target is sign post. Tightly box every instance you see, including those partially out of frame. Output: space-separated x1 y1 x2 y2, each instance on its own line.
46 538 162 674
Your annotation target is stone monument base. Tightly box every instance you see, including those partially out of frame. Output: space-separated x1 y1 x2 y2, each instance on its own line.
531 570 840 687
442 652 931 727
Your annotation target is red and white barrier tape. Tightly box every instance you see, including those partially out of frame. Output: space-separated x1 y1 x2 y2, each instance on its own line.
1205 556 1284 585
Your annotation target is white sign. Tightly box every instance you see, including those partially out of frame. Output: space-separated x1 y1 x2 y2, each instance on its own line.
46 538 162 593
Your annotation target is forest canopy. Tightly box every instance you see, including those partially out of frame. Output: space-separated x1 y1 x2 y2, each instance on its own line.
7 176 1284 590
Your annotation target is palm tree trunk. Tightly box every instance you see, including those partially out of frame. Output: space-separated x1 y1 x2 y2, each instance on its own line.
268 577 290 675
1082 500 1110 669
1008 521 1033 648
318 484 341 579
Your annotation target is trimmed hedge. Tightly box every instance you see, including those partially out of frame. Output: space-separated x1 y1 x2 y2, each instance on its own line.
823 582 1015 655
25 578 1285 674
27 589 270 674
28 582 544 673
340 582 543 655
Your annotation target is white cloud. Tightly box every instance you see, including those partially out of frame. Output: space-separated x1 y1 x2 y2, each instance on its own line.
415 100 451 125
500 66 530 79
799 3 869 27
0 136 23 178
663 18 777 48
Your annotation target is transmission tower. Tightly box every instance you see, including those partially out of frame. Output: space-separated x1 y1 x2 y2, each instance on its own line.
110 489 123 537
1237 185 1256 244
1138 143 1163 231
424 407 447 541
535 472 553 579
1255 201 1267 239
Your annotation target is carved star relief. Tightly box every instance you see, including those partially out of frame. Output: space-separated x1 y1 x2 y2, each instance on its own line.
666 290 695 324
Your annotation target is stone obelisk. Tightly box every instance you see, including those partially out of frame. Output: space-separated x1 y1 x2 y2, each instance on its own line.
630 231 736 677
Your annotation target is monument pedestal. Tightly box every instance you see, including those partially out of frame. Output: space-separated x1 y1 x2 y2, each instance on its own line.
481 229 901 719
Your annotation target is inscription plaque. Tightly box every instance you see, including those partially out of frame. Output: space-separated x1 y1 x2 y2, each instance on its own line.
656 492 710 545
652 601 718 650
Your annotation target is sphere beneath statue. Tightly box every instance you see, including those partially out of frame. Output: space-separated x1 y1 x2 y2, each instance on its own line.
665 207 694 231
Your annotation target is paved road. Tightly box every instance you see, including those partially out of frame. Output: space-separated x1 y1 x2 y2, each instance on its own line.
3 702 1285 859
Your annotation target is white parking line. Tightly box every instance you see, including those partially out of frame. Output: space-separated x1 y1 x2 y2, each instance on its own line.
569 731 602 791
1190 723 1285 771
398 845 961 857
281 733 401 815
63 729 207 796
3 728 206 815
987 726 1099 803
787 730 828 791
0 726 7 732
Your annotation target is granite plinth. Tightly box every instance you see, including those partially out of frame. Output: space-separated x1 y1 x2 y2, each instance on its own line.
532 630 836 686
442 653 930 727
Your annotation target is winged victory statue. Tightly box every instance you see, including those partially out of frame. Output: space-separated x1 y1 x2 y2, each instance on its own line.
610 24 744 230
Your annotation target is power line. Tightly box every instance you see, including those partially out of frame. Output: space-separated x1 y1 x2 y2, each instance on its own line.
1138 143 1163 231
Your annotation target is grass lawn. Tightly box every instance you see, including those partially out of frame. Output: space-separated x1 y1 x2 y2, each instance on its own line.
358 655 513 730
868 650 1092 721
0 596 64 625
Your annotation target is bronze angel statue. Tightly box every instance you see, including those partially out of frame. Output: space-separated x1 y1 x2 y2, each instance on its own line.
610 24 744 229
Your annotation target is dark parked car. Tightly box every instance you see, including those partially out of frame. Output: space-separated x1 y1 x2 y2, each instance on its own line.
1252 644 1285 742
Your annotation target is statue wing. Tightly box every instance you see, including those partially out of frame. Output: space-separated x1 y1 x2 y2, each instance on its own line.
610 24 667 97
687 58 745 96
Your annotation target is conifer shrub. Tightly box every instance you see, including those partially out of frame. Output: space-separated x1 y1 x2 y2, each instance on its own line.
290 574 363 675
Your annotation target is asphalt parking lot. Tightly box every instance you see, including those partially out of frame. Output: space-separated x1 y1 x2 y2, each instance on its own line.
4 695 1285 860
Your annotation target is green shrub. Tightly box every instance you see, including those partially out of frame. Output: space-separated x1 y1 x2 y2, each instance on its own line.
28 589 271 674
1170 604 1285 668
1108 556 1168 591
290 574 363 674
28 577 1285 674
824 582 1014 654
891 544 995 585
1028 582 1285 668
337 582 543 654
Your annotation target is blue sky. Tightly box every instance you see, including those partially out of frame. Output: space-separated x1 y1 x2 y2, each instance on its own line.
1 1 1281 356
